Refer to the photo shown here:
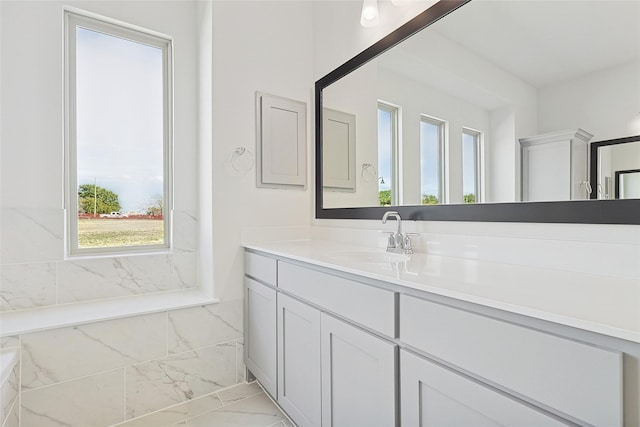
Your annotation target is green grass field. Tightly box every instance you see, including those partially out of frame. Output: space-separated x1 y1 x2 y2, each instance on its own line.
78 219 164 248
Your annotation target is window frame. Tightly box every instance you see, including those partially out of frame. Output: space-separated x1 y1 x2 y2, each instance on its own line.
461 127 484 204
419 114 447 205
64 9 174 256
377 101 401 206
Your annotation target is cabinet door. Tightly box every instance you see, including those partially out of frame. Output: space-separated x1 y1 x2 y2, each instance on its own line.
400 350 569 427
321 313 397 427
277 294 322 427
245 278 277 398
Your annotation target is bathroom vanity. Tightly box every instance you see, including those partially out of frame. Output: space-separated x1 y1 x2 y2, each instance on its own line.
243 240 640 427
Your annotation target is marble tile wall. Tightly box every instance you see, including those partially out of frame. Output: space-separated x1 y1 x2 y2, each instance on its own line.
0 208 199 312
1 351 20 427
12 299 244 427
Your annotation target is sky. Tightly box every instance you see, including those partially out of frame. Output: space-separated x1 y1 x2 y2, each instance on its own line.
76 27 164 213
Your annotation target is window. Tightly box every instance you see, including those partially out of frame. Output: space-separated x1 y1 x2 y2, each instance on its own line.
462 128 482 204
378 102 399 206
420 116 446 205
65 11 172 255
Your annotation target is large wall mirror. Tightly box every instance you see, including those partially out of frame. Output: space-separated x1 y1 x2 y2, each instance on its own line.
315 0 640 224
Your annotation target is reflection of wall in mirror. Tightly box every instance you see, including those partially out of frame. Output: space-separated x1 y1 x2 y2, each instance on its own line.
596 141 640 199
322 61 379 209
539 60 640 140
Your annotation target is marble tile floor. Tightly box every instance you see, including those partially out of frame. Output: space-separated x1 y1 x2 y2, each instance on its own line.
114 381 295 427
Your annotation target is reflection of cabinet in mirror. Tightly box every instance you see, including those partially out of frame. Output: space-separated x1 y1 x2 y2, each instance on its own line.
323 108 356 191
520 128 593 202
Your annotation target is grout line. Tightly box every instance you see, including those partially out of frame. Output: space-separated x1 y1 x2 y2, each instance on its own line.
18 335 22 427
123 367 127 423
165 311 169 357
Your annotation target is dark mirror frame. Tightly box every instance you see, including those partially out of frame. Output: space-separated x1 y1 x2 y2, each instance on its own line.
315 0 640 224
589 135 640 200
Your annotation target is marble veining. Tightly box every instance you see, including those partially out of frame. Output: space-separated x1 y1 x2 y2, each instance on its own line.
114 394 223 427
126 343 236 419
168 301 242 354
187 392 292 427
20 369 125 427
173 210 198 253
0 207 64 264
173 253 198 289
0 262 57 311
1 361 19 426
118 382 292 427
21 312 167 390
57 254 174 303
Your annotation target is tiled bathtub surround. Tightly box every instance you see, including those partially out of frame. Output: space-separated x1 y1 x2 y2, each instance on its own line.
0 208 199 312
14 300 244 427
1 348 20 427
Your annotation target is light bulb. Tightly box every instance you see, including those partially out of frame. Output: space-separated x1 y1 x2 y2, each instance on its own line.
360 0 380 28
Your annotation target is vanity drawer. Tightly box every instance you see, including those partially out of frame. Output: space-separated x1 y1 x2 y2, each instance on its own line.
245 251 277 286
278 261 395 338
399 294 622 427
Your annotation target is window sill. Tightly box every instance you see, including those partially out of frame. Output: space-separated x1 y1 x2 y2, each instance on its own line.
0 289 218 337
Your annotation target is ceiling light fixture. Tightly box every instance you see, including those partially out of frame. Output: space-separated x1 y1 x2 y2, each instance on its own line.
360 0 380 28
391 0 411 5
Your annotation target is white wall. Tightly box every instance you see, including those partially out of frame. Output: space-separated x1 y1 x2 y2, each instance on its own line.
211 1 314 301
539 60 640 141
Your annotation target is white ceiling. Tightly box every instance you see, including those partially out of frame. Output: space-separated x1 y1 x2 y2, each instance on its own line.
429 0 640 89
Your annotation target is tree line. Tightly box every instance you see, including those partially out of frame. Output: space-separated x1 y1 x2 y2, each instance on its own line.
78 184 163 215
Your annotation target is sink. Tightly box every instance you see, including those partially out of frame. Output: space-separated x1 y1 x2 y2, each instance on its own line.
329 250 410 264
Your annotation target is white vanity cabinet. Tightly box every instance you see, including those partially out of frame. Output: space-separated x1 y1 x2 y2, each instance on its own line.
400 350 568 426
321 313 397 427
277 293 322 427
244 249 630 427
244 277 277 398
400 294 623 427
244 251 398 427
244 252 278 398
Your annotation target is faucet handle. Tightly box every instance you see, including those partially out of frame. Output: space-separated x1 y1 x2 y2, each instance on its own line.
381 231 396 248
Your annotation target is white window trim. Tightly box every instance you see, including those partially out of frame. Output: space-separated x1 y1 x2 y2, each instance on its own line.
64 9 174 257
462 127 484 203
420 114 448 204
378 101 401 205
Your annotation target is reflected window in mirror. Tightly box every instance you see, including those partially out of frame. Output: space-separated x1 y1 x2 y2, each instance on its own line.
616 169 640 199
420 115 446 205
462 128 483 204
378 102 399 206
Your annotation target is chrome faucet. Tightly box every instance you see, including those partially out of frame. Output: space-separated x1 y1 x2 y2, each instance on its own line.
382 211 415 254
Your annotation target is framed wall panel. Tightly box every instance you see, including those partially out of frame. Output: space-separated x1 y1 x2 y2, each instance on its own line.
257 92 307 189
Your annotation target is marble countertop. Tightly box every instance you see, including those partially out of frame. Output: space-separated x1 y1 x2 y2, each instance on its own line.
244 239 640 344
